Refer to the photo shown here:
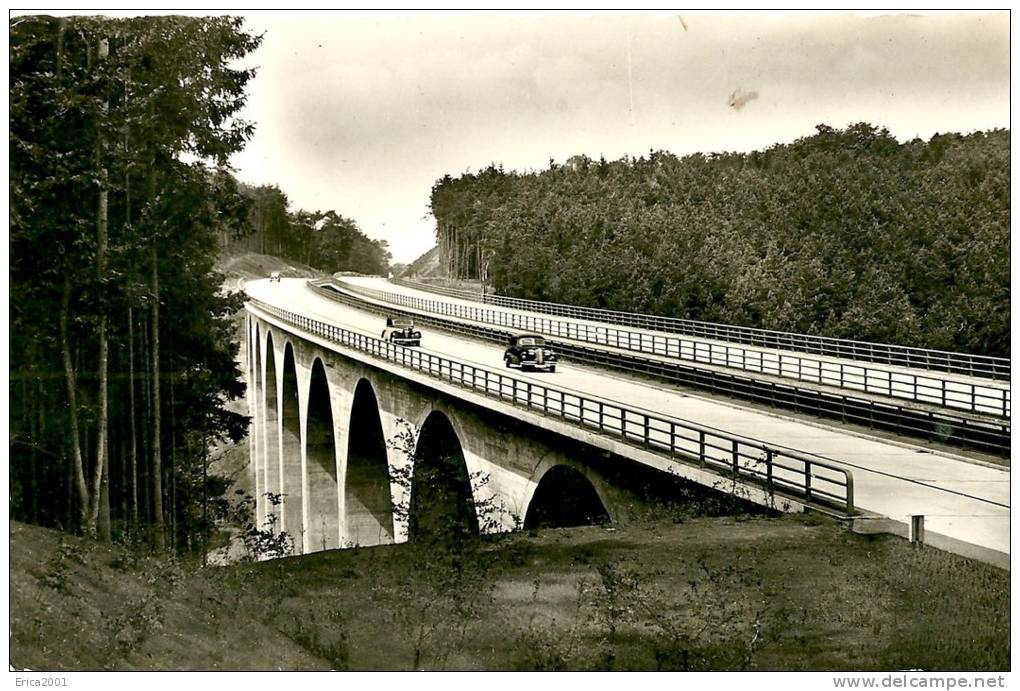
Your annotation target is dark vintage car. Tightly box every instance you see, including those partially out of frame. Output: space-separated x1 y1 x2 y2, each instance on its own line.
504 333 557 372
381 317 421 346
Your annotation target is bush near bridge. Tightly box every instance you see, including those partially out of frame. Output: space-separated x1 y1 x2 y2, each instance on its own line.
431 124 1009 358
11 514 1008 671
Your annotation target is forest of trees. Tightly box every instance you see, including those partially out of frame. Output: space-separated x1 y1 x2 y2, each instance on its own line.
10 16 262 550
431 124 1009 357
226 183 391 275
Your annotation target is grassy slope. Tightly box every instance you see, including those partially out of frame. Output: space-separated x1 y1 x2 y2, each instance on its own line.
214 252 325 285
397 245 440 278
10 514 1009 671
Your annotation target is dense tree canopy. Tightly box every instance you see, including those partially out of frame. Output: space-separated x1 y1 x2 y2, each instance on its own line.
10 15 260 547
229 183 391 275
430 124 1009 357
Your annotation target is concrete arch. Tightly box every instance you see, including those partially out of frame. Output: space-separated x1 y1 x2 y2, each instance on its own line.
305 358 340 551
523 463 612 529
343 378 395 547
261 331 282 531
280 340 304 552
522 457 615 527
409 410 479 540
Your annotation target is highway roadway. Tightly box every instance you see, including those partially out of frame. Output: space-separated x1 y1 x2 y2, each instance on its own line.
246 278 1010 562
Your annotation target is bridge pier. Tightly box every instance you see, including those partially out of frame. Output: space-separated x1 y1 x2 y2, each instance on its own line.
280 343 305 552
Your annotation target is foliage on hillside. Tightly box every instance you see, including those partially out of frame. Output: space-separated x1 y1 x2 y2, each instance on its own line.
227 184 391 275
431 124 1009 357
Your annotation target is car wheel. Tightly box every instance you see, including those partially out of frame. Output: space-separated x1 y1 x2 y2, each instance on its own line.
548 366 556 373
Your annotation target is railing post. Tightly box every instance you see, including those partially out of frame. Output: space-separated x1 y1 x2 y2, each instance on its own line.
699 430 706 466
765 448 774 487
804 460 812 501
732 440 739 473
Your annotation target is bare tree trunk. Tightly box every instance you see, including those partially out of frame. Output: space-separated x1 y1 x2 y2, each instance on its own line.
169 352 177 552
141 313 151 532
89 36 111 541
151 243 166 550
98 460 111 540
32 377 43 524
60 278 89 532
128 307 139 532
124 93 139 535
64 444 73 530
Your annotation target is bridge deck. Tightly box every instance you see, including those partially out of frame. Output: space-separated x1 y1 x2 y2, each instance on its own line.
246 278 1009 561
339 276 1009 420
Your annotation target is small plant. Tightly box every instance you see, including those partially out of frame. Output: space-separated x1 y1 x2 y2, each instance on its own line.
225 490 295 561
105 592 166 658
281 604 350 670
42 540 92 594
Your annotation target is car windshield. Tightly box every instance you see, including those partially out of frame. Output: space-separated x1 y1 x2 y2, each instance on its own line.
517 337 543 347
391 319 412 328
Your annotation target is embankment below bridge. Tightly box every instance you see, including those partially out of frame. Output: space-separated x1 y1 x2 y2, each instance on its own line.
10 515 1009 671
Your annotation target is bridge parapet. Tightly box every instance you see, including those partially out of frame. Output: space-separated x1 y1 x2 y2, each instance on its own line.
246 296 856 517
392 278 1010 381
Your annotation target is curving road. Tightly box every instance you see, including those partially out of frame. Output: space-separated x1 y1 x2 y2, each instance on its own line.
246 278 1010 562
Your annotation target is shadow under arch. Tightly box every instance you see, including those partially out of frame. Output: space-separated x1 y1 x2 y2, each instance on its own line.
343 378 394 547
524 464 610 529
305 358 340 552
262 331 282 531
280 341 304 552
409 411 478 542
252 322 262 517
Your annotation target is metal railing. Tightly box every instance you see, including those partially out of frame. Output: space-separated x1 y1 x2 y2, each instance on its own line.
246 296 856 516
343 281 1010 419
313 282 1010 456
393 278 1010 381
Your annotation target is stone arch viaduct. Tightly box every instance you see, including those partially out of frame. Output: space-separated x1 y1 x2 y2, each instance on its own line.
247 312 646 552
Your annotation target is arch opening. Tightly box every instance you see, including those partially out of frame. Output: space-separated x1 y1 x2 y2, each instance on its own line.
343 379 394 547
280 342 304 552
262 332 281 532
305 358 339 551
524 465 610 529
409 412 477 542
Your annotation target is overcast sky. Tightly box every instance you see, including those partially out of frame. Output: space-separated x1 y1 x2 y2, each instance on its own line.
227 11 1010 264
